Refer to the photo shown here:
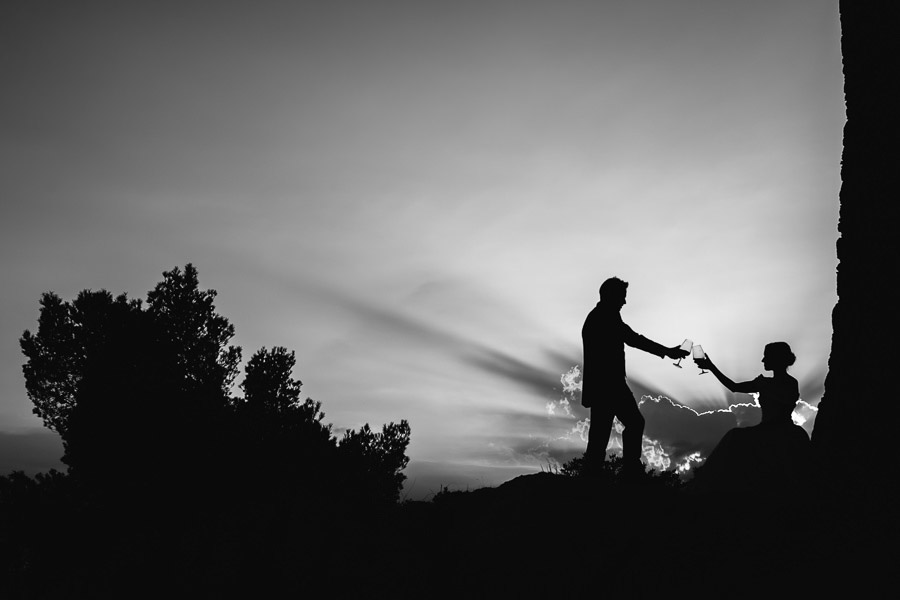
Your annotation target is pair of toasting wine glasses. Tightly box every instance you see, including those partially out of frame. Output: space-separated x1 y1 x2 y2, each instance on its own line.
673 339 708 374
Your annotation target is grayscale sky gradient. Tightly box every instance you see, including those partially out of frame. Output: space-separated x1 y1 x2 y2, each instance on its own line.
0 1 843 496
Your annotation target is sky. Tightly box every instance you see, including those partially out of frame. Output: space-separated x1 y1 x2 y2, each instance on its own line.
0 0 843 499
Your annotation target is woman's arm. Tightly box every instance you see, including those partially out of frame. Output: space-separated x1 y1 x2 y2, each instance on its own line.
696 354 758 394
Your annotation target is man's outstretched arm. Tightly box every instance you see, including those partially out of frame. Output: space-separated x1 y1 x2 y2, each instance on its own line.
623 324 688 360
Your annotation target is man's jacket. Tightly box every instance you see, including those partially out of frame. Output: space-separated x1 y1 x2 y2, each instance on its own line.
581 302 668 408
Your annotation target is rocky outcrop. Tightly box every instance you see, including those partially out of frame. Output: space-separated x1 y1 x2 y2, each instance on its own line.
812 3 900 500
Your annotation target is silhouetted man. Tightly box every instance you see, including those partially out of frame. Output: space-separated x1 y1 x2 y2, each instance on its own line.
582 277 688 475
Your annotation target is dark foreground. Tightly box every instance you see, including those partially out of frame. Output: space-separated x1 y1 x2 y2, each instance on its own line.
2 468 894 599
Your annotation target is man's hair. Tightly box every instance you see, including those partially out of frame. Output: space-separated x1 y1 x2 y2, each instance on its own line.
599 277 628 301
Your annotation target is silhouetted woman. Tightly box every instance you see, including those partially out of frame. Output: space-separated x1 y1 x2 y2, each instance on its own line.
692 342 810 493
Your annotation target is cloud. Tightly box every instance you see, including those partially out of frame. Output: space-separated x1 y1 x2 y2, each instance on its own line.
301 277 573 377
638 395 745 463
641 435 673 471
545 397 572 417
463 347 572 402
674 452 704 474
318 283 471 355
792 399 819 433
799 373 826 406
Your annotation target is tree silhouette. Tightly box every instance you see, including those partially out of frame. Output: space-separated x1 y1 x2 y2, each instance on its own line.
21 265 241 434
20 265 242 480
242 346 307 414
20 263 412 510
338 420 411 504
20 290 143 437
146 264 241 398
242 346 334 468
229 346 337 503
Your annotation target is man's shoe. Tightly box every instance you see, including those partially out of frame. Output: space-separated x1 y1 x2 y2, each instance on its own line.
620 460 647 483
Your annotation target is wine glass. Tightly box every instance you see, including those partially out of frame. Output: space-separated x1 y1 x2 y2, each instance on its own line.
673 339 693 368
693 345 708 374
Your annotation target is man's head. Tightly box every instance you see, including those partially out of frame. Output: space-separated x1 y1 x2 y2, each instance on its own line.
599 277 628 308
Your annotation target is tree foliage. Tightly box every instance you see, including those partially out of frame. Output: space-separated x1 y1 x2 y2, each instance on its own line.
242 346 305 414
146 264 241 397
20 290 145 437
339 420 411 504
230 346 337 501
20 265 243 478
19 263 411 506
21 265 241 439
238 345 333 451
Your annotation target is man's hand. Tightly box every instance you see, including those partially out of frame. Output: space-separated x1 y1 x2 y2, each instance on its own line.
666 345 690 360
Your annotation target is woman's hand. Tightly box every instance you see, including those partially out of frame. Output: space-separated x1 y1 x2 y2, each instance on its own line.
694 353 714 370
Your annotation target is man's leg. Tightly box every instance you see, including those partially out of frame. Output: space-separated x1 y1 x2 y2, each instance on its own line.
613 382 646 470
586 405 614 471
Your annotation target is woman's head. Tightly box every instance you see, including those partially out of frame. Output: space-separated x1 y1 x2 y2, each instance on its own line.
762 342 796 370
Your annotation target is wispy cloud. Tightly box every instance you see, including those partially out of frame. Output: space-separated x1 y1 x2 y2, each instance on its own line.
463 347 573 401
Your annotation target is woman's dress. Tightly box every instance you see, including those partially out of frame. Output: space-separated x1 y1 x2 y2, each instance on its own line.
693 374 810 493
